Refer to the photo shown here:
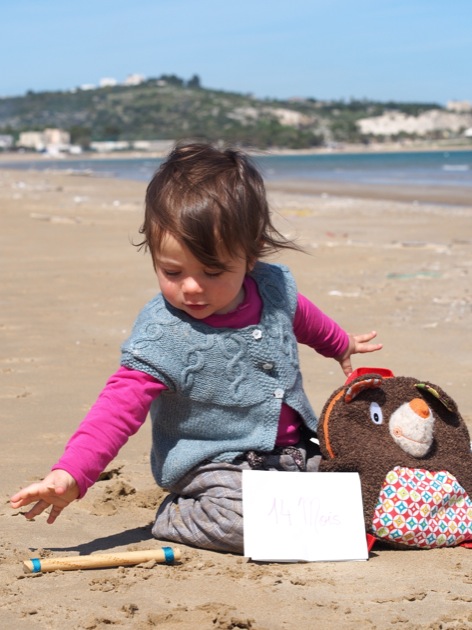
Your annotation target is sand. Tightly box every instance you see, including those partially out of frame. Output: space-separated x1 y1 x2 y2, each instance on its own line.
1 165 471 629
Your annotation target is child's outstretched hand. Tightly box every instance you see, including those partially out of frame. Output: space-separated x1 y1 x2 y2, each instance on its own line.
10 470 79 524
336 330 383 377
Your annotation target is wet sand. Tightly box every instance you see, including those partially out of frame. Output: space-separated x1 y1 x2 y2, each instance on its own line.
1 167 471 629
267 178 472 207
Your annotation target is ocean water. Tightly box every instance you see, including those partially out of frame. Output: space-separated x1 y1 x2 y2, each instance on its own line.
1 149 472 188
256 150 472 188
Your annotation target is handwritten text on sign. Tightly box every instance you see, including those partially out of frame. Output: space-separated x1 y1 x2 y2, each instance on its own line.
242 471 368 562
267 495 342 531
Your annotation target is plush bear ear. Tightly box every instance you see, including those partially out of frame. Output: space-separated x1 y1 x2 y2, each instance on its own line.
415 382 458 413
344 376 384 403
319 375 384 460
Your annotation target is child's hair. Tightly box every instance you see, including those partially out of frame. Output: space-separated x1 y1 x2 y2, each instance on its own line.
138 142 300 270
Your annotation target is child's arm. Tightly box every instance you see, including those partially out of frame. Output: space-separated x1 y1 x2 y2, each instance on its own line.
10 367 166 522
51 367 165 497
294 294 382 376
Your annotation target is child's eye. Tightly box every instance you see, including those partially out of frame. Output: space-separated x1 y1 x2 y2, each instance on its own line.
204 270 223 278
162 269 180 277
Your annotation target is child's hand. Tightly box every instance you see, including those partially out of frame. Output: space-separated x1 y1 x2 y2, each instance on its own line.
336 331 383 377
10 470 79 524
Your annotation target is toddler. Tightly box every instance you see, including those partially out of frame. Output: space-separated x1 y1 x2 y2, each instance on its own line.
10 143 382 553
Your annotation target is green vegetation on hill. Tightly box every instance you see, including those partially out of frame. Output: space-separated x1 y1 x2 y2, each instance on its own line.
0 74 444 149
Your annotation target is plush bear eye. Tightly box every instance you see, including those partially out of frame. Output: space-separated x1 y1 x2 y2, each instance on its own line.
370 402 383 425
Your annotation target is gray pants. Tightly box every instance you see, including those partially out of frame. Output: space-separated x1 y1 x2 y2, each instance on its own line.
152 441 321 554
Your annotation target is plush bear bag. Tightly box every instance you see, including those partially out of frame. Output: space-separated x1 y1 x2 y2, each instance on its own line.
317 368 472 549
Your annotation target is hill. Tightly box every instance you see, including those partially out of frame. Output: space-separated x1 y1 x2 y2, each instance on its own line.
0 75 469 150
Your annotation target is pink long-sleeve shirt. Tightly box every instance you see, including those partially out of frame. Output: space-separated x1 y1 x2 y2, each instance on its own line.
53 276 348 497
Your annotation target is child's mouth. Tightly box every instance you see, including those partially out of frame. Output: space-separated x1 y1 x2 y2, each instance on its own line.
186 304 208 311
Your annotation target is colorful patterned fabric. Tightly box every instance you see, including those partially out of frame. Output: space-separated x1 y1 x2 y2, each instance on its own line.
372 466 472 548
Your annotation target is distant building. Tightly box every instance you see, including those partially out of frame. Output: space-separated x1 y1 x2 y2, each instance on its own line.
227 106 314 128
17 131 45 150
124 74 146 86
89 140 174 154
0 134 14 150
90 140 131 152
79 84 96 91
446 100 472 113
99 77 118 88
43 128 70 146
270 107 314 127
357 110 472 136
132 140 175 153
18 128 71 152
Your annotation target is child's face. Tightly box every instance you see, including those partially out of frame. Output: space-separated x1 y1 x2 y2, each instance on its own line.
154 233 252 319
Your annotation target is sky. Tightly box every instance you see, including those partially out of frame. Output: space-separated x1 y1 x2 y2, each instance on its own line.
2 0 471 105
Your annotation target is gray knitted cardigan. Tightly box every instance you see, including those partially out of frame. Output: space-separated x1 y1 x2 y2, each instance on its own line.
121 262 317 488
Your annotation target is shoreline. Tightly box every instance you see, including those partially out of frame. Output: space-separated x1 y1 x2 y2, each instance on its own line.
1 162 471 207
0 139 471 163
1 143 470 211
266 178 472 207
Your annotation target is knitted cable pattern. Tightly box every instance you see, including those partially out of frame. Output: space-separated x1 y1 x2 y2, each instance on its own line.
121 262 317 487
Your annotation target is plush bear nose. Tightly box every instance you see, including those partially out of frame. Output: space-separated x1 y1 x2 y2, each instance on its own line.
409 398 430 419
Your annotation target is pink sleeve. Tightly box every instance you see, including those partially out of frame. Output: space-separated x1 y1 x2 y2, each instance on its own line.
293 293 349 358
52 366 167 498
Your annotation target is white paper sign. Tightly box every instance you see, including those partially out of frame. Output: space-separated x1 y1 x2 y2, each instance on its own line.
242 471 368 562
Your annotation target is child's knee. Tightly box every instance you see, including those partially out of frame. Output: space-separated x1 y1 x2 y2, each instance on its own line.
152 493 244 554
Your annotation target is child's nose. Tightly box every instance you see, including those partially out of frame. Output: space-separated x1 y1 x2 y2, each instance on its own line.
182 276 204 294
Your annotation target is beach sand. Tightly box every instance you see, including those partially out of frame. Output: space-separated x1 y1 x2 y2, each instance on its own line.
1 167 471 629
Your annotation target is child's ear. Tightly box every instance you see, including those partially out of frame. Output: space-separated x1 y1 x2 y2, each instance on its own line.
247 258 256 272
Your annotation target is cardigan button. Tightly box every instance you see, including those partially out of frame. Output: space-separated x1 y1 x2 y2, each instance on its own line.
261 362 274 371
252 329 263 340
274 388 284 399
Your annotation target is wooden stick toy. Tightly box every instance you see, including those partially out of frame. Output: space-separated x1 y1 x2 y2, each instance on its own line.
23 547 181 573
